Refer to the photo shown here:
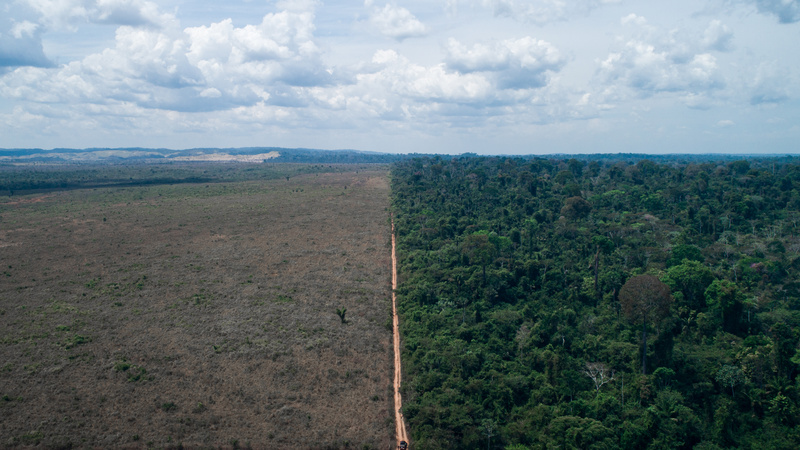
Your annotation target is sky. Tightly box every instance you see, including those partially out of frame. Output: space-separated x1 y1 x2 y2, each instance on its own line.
0 0 798 155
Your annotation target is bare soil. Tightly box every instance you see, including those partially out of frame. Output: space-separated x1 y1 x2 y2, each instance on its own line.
0 168 394 449
391 221 408 448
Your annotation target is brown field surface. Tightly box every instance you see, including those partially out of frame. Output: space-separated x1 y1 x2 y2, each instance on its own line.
0 166 393 449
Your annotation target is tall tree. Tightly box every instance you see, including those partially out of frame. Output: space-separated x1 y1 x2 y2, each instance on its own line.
664 260 715 311
704 279 746 335
463 232 497 285
619 275 673 374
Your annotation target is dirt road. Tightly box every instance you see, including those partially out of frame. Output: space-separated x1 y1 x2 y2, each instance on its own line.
392 220 409 447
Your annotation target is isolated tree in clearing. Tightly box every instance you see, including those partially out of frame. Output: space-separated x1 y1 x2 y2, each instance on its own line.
619 274 673 374
336 307 347 324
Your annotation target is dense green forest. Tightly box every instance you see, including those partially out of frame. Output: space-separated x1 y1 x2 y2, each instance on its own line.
391 156 800 449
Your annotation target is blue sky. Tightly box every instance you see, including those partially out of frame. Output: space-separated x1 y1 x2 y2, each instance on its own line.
0 0 798 154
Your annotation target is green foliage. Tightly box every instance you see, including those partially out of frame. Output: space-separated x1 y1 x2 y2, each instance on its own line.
114 358 149 382
667 245 704 267
705 279 746 335
126 366 148 382
715 364 744 396
665 260 715 311
18 430 44 445
161 402 177 412
63 334 91 350
542 416 615 449
336 307 347 324
561 196 592 220
391 155 800 449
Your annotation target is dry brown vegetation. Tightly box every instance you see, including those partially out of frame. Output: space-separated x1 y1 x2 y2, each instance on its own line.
0 166 393 449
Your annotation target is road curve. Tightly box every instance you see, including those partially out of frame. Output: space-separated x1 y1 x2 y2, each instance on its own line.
392 220 409 447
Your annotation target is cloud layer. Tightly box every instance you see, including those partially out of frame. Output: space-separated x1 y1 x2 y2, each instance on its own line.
479 0 622 25
0 0 798 153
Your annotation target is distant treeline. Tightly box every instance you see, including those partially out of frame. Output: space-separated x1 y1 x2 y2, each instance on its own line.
1 177 215 194
0 163 355 195
6 146 797 165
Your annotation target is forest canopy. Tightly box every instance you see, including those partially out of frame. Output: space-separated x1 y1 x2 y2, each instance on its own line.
391 155 800 449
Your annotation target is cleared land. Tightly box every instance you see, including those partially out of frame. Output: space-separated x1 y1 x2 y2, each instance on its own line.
0 166 393 449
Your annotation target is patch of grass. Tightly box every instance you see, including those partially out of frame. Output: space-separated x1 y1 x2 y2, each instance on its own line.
19 430 44 445
212 342 228 353
101 282 123 296
187 292 211 306
63 334 91 350
49 300 77 313
273 294 293 303
114 359 132 372
161 402 177 412
115 358 149 382
127 366 148 382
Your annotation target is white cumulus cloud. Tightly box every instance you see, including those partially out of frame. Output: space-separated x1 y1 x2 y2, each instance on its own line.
367 3 428 40
0 3 332 113
445 37 565 89
597 15 726 105
184 6 332 108
360 49 492 104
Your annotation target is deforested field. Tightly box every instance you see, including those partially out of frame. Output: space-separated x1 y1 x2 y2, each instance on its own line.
0 164 394 449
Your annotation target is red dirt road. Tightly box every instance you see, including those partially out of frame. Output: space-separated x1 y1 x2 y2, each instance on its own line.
392 220 409 447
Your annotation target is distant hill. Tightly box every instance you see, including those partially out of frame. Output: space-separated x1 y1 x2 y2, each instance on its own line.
0 147 417 164
3 147 797 165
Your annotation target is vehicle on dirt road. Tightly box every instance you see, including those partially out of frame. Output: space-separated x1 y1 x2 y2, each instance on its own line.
399 441 408 449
